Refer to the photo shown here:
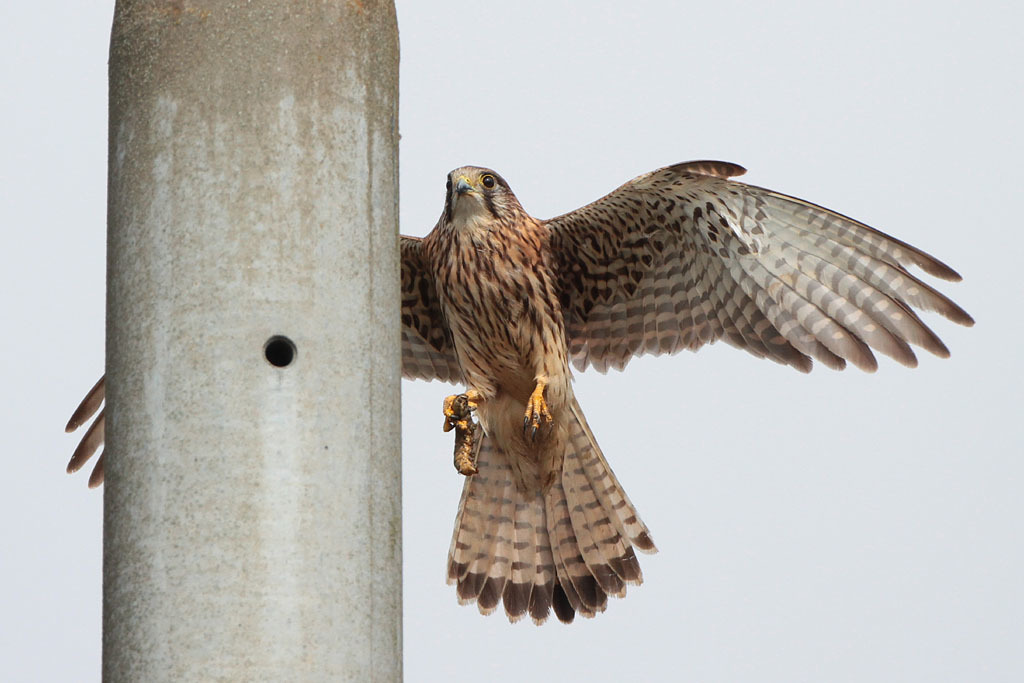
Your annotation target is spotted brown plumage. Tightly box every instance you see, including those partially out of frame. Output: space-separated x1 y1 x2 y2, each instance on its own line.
546 161 971 375
400 236 463 383
66 160 972 623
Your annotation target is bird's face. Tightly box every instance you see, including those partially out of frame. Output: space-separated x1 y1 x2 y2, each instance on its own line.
443 166 518 229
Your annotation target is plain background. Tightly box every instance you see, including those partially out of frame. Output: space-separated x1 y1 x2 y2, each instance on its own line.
3 1 1021 681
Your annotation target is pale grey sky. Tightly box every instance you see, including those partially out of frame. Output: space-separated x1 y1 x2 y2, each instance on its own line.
3 1 1022 681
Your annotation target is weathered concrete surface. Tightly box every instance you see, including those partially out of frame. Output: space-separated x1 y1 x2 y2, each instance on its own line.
104 2 401 679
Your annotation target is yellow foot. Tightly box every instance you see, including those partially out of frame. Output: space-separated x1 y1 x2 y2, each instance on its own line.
442 391 480 476
443 389 480 432
523 380 553 440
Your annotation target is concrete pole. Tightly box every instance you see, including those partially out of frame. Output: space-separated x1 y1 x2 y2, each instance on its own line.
104 2 400 680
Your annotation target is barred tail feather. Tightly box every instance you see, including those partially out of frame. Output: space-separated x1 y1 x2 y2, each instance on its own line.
446 397 655 624
568 398 656 555
447 436 514 606
527 494 557 622
546 476 604 619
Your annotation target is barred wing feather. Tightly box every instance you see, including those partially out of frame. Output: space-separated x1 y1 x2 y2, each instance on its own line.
545 161 972 375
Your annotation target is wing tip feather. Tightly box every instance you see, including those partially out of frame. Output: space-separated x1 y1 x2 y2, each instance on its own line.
669 160 747 179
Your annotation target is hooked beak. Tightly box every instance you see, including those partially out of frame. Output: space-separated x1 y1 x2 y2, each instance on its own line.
455 176 474 195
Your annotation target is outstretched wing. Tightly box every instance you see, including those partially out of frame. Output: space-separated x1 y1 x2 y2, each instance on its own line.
400 235 463 384
545 161 973 374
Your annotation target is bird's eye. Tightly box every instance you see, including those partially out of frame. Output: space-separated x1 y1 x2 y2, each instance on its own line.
481 174 496 189
446 177 452 194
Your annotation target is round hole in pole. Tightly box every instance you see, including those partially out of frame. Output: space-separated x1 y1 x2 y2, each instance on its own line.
264 335 297 368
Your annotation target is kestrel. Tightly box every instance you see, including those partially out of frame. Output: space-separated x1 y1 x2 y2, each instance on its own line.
67 160 973 624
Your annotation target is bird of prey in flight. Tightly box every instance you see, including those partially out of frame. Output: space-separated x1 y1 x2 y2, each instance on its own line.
66 160 973 624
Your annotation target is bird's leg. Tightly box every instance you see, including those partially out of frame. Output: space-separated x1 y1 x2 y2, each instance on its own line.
523 377 553 440
442 390 481 476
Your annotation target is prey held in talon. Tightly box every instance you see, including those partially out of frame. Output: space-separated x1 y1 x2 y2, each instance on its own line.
442 393 480 476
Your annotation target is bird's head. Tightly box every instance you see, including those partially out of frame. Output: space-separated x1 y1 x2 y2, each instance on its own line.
443 166 521 229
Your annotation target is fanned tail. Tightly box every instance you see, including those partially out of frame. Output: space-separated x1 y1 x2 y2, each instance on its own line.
446 396 655 624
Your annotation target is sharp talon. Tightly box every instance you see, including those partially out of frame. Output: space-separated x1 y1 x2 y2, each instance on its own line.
443 393 475 432
523 379 553 441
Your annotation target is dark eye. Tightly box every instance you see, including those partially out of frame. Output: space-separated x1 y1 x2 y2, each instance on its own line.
446 177 452 194
481 174 496 189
